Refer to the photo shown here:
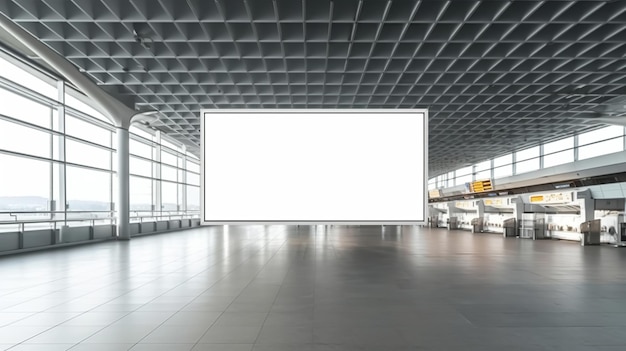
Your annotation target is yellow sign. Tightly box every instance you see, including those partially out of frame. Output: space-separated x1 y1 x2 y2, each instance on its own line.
470 179 493 193
530 195 544 203
484 198 504 206
455 201 475 209
529 192 573 204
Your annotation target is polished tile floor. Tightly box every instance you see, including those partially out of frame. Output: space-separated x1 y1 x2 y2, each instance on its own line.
1 225 626 350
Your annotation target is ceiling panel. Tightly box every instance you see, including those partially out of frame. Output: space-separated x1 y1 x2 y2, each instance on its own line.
2 0 626 176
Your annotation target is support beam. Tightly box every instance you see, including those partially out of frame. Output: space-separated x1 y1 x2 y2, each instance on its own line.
117 128 130 240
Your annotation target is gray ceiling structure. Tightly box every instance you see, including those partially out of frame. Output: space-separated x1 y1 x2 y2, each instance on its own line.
1 0 626 176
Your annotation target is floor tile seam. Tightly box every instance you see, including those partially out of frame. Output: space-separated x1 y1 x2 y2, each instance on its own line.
5 310 137 348
0 263 150 300
0 312 38 328
129 235 289 348
0 323 79 350
168 233 292 307
1 242 259 340
45 243 245 314
192 237 290 348
1 262 201 313
254 238 304 338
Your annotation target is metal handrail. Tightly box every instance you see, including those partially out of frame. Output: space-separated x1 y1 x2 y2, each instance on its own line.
130 212 200 223
0 212 199 227
0 217 116 234
0 217 116 225
0 210 114 214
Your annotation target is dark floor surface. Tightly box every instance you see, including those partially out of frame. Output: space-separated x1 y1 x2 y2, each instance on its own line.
1 225 626 350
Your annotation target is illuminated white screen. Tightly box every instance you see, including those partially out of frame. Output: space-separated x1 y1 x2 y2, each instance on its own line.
201 110 428 223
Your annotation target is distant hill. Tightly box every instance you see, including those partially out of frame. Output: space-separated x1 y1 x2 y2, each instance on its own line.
0 196 197 212
0 196 49 210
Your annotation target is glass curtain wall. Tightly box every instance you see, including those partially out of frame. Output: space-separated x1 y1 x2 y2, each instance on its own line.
128 126 201 222
430 125 626 189
0 50 200 233
0 53 115 232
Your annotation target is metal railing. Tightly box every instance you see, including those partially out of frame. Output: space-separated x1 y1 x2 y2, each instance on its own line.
0 210 199 233
130 210 200 223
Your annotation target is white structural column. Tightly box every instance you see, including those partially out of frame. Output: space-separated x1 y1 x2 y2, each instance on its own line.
117 128 131 239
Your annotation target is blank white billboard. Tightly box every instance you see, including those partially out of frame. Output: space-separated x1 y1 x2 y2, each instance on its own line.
201 109 428 224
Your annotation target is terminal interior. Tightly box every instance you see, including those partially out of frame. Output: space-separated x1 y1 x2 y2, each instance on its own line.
1 1 626 350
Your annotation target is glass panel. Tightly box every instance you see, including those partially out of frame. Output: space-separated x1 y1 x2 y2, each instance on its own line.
64 90 110 123
0 119 51 158
446 171 454 188
516 146 539 162
544 137 573 155
129 125 154 141
436 174 445 188
130 176 152 211
0 87 52 128
0 55 57 99
578 138 624 160
578 126 623 146
455 166 472 185
474 160 490 180
187 160 200 173
129 138 153 159
187 172 200 186
161 138 179 151
162 165 178 182
474 160 490 172
66 140 111 169
544 150 574 168
178 184 184 210
494 154 512 167
186 186 200 211
455 173 472 186
130 156 152 177
65 114 111 147
456 166 472 176
475 169 491 180
516 157 540 174
493 164 512 178
65 166 111 211
161 151 178 166
0 154 50 213
161 181 177 211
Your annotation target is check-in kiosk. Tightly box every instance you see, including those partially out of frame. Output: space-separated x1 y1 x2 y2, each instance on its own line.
617 222 626 247
594 199 625 244
580 219 601 246
481 197 517 235
450 200 479 231
428 202 449 228
524 191 592 242
503 218 517 237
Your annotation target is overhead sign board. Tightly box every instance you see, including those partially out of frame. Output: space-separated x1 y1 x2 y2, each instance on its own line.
470 179 493 193
429 189 442 199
